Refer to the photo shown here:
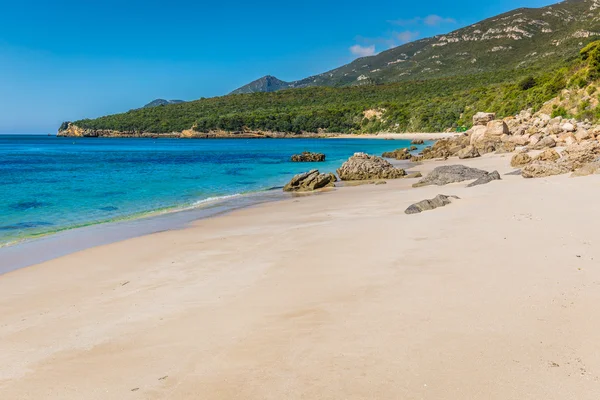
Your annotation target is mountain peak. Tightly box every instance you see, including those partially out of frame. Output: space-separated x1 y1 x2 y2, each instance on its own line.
230 75 292 95
143 99 185 108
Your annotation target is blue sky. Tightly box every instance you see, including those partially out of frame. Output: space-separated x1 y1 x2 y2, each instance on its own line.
1 0 557 133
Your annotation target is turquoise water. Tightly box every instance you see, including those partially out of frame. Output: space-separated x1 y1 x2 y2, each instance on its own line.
0 135 419 245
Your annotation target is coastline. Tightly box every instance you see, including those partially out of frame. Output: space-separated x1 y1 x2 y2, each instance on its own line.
0 189 288 274
2 152 600 398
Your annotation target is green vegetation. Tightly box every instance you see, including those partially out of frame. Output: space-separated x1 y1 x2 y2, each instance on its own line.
72 65 573 134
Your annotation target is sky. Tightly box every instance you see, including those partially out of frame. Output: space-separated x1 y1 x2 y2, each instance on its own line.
0 0 558 133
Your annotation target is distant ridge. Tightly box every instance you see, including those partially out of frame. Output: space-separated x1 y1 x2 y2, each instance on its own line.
232 0 600 92
230 75 293 95
143 99 185 108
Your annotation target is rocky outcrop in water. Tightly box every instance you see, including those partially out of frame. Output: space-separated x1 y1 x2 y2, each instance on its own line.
291 152 326 162
337 153 406 181
405 194 460 214
283 170 336 192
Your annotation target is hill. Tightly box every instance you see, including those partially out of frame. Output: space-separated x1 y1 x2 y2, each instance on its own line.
143 99 185 108
59 0 600 136
230 76 293 95
234 0 600 91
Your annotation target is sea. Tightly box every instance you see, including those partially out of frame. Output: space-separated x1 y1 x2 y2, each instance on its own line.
0 135 421 248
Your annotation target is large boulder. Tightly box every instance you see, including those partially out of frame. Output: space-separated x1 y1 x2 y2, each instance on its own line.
283 170 336 192
382 148 411 160
495 142 517 154
467 171 501 187
571 161 600 177
486 120 510 136
521 162 570 178
457 145 480 159
529 136 556 150
413 165 490 187
560 141 600 170
411 139 425 145
469 125 487 146
511 152 532 168
473 112 496 126
405 194 460 214
561 122 576 132
534 148 560 162
575 129 593 142
337 153 406 181
291 152 326 162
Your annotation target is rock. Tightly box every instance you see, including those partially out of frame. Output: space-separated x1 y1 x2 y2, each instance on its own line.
473 112 496 126
547 124 563 136
409 146 418 151
337 153 406 181
510 152 532 168
485 120 509 136
521 162 570 178
283 170 336 192
561 122 576 132
405 194 460 214
529 136 556 150
291 152 326 162
382 148 411 160
457 145 480 159
495 142 517 154
413 165 489 187
571 161 600 177
411 139 425 145
467 171 501 187
575 129 593 142
509 135 530 146
469 125 487 146
534 148 560 162
560 141 600 170
405 172 423 179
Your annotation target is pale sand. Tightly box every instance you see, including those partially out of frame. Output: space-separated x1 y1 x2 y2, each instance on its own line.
333 132 461 140
1 153 600 399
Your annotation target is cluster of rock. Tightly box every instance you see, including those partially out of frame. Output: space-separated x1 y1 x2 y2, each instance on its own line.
291 152 326 162
382 148 412 160
409 110 600 179
337 153 406 181
283 170 336 192
405 194 460 214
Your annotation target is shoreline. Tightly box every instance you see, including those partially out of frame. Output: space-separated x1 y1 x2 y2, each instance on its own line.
331 132 461 140
0 189 289 274
0 141 423 272
2 152 600 398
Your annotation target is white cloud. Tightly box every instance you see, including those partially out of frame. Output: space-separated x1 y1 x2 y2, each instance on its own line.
396 31 420 44
423 15 456 26
349 44 376 57
388 14 457 27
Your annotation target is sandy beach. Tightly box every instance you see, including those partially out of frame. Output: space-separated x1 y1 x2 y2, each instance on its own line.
1 153 600 399
332 132 461 140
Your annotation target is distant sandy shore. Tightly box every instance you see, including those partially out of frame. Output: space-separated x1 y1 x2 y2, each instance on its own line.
1 153 600 399
333 132 462 140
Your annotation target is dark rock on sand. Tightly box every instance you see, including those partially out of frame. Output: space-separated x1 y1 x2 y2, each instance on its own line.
413 165 489 187
283 170 336 192
467 170 501 187
405 194 460 214
291 152 326 162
